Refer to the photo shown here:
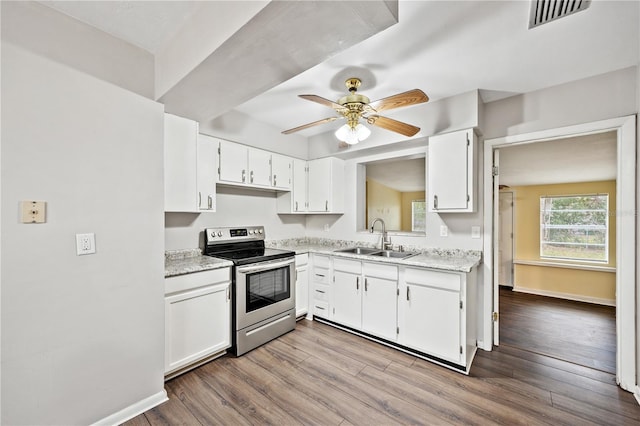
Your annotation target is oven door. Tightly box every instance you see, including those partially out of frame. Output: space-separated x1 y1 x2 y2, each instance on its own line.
235 257 295 330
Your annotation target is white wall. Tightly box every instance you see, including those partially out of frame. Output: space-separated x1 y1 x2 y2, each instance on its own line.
1 1 154 99
165 187 307 251
1 42 165 425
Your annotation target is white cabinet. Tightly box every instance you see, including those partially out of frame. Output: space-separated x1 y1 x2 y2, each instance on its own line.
310 254 331 319
331 258 362 329
164 113 198 212
308 157 344 213
271 153 292 190
277 157 344 214
398 266 477 370
218 140 292 190
428 128 477 213
164 268 231 378
197 134 217 211
329 258 398 341
362 262 398 341
295 254 309 318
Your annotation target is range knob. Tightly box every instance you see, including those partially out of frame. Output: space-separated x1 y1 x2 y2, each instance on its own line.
217 231 223 237
258 229 263 234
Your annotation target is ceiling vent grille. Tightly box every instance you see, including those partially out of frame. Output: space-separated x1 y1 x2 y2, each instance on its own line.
529 0 591 28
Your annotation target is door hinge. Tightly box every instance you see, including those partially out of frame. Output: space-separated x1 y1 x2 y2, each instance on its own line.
492 165 499 176
492 311 499 322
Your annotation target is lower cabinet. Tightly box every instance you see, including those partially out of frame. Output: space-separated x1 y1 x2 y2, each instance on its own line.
398 266 477 370
332 258 362 329
295 254 309 318
164 268 231 378
310 254 331 319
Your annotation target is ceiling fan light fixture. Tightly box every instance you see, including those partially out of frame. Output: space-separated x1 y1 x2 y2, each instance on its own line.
335 123 370 145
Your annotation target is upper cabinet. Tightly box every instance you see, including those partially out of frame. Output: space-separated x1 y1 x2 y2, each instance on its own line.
428 128 477 213
277 157 344 214
218 140 292 191
164 113 216 213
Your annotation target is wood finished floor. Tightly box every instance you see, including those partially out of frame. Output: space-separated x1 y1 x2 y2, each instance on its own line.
499 287 616 373
124 318 639 425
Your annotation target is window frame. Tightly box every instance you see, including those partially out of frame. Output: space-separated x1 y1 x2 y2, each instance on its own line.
539 193 609 263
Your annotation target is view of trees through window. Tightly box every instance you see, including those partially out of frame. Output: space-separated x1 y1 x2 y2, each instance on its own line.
411 200 426 232
540 194 609 262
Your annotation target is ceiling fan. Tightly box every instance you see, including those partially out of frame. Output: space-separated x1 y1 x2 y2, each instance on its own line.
282 77 429 145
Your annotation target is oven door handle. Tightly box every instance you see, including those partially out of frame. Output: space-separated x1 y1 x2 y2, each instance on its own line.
236 258 295 274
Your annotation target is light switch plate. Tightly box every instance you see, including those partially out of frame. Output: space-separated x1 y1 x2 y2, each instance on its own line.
20 200 46 223
76 233 96 255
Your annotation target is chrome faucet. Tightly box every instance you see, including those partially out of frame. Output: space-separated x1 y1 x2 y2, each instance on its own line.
370 218 392 251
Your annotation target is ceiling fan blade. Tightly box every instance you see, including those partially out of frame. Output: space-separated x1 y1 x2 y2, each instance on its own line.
282 117 339 134
368 115 420 137
299 94 348 113
367 89 429 113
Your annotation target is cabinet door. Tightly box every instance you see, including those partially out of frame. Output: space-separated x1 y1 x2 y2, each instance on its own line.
362 275 398 341
308 158 331 212
292 159 308 212
295 264 309 317
197 134 217 211
400 280 461 364
164 113 198 212
271 153 292 190
248 148 271 186
428 129 473 212
331 270 362 329
219 141 248 184
165 282 231 374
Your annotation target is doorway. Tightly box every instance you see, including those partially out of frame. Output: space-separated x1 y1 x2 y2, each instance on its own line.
482 115 636 392
498 190 513 288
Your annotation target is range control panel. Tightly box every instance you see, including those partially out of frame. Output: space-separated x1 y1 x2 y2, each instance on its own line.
205 226 265 244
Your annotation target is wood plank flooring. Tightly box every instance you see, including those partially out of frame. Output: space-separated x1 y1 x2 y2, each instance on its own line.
124 317 639 425
498 287 616 373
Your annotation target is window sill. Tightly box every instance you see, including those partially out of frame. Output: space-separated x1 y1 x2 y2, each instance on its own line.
513 259 615 273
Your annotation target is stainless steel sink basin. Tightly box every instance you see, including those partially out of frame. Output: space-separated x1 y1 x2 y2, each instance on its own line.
334 247 380 255
369 250 418 259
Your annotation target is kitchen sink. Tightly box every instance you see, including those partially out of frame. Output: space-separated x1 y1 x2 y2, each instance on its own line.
334 246 380 255
369 250 418 259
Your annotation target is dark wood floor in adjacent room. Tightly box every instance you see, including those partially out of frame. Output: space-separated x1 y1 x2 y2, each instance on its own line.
498 286 616 374
124 316 639 425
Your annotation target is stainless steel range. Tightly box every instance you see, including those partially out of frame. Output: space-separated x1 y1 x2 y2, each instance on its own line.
204 226 296 356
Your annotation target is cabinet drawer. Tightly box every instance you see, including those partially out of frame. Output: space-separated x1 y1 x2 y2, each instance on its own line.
333 258 362 274
312 254 330 269
165 268 231 295
312 267 330 285
363 262 398 280
295 253 309 266
313 300 329 318
405 268 461 292
313 283 330 302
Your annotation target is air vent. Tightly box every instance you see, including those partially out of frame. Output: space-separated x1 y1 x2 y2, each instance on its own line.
529 0 591 28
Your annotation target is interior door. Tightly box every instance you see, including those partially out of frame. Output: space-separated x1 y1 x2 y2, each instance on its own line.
498 191 514 287
492 149 500 345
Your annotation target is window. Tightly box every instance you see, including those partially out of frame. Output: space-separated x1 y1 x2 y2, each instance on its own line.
540 194 609 262
411 200 426 232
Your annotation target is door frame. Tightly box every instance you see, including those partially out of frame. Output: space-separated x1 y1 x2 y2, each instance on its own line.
482 115 636 392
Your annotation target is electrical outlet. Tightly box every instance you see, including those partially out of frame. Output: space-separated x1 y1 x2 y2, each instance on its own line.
76 233 96 256
440 225 448 237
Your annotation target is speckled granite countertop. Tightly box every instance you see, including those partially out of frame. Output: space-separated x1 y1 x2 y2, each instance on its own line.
165 249 233 278
266 238 482 273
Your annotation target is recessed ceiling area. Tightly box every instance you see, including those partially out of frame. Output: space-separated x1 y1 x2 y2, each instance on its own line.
497 131 617 187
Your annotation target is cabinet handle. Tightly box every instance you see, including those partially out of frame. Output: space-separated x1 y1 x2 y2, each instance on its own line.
295 201 298 211
365 278 368 292
208 195 213 209
433 195 438 210
316 289 325 294
273 174 277 186
325 200 329 212
242 169 246 183
406 286 410 301
356 277 359 290
198 191 202 208
250 170 254 183
315 305 326 311
227 286 230 300
315 273 325 278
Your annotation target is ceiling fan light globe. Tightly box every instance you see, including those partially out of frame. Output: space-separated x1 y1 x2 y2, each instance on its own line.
356 123 371 140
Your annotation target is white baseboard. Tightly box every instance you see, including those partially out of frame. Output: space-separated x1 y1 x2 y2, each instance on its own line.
635 386 640 406
92 389 168 426
513 286 615 306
